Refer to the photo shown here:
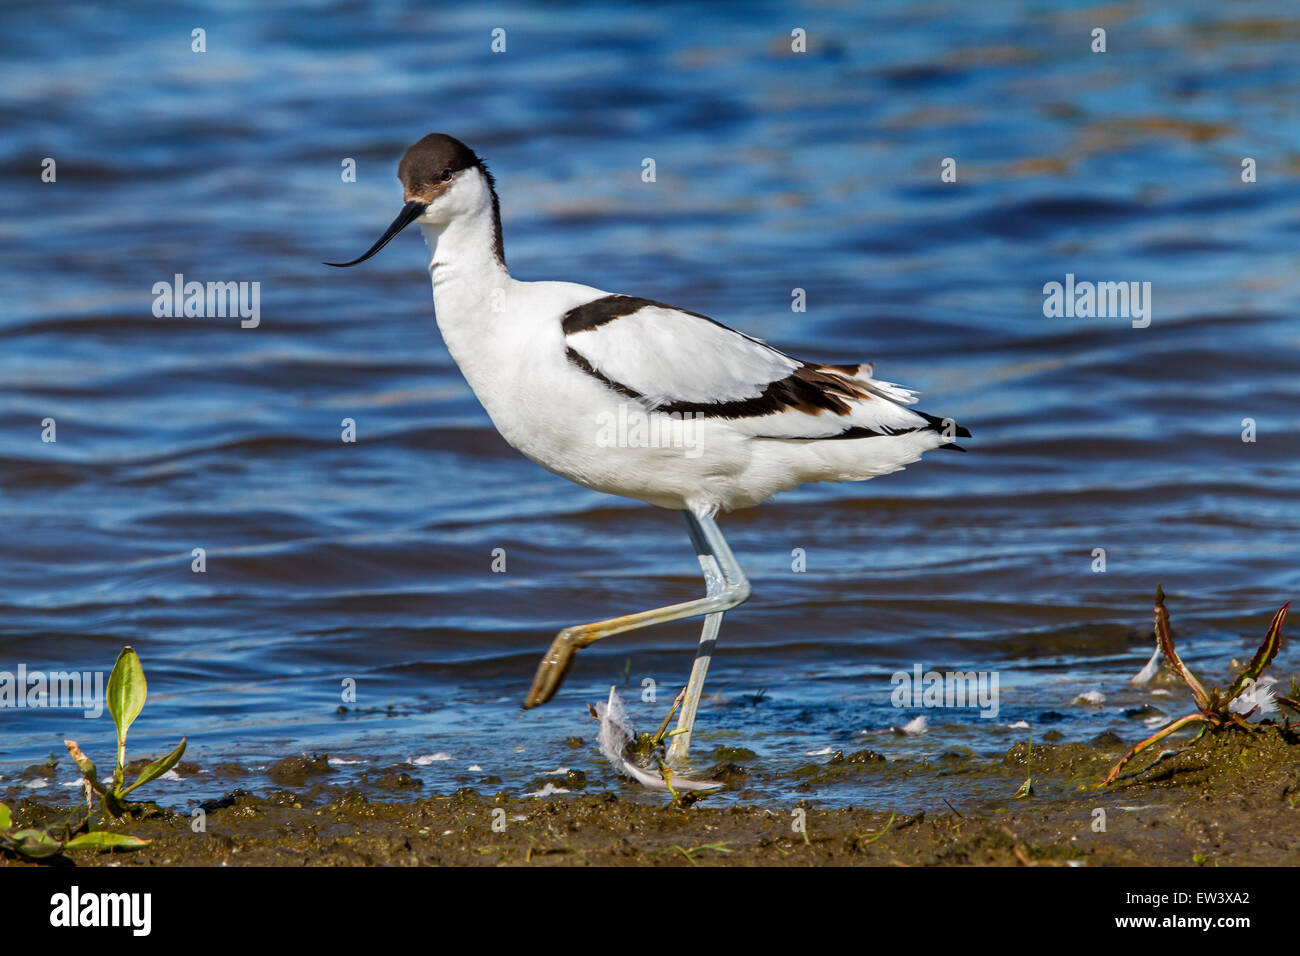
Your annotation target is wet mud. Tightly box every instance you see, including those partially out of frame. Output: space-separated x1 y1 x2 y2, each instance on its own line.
4 724 1297 866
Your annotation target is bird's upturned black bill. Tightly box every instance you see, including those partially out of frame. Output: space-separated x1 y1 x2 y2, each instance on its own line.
324 200 428 267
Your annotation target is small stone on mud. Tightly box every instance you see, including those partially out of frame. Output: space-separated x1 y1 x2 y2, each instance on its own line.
264 789 303 807
200 788 261 813
711 745 757 762
369 771 423 790
268 753 334 787
829 749 886 765
701 762 749 783
1125 705 1165 719
938 748 975 761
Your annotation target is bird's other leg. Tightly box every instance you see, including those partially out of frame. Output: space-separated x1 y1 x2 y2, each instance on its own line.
523 509 751 710
666 511 748 766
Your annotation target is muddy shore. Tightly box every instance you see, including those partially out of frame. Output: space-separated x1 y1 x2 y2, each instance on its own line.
3 724 1297 866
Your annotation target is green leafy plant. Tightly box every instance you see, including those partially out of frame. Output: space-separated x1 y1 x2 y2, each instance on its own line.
1102 588 1293 786
0 801 148 859
64 646 187 819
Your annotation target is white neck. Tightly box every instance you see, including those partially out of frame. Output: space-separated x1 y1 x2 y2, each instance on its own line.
422 214 508 288
418 180 512 368
423 214 508 325
420 170 509 307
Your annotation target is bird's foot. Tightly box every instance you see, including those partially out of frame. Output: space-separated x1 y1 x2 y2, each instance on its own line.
523 626 584 709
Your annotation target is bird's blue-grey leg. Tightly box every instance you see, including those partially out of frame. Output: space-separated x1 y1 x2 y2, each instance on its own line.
523 509 751 721
666 511 746 765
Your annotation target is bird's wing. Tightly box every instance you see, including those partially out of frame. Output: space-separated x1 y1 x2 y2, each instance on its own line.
562 294 960 441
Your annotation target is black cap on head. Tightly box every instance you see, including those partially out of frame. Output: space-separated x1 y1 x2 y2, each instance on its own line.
325 132 504 268
398 133 482 199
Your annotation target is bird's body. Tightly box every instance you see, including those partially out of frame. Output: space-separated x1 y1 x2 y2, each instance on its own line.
329 133 968 767
439 276 957 513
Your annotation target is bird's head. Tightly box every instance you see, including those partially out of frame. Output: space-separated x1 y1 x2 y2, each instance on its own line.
325 132 502 267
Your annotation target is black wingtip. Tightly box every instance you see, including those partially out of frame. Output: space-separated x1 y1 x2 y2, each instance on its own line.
917 411 972 440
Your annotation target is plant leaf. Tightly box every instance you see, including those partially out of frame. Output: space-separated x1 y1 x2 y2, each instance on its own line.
1152 588 1211 712
0 803 10 832
1101 712 1208 786
7 828 64 858
1225 602 1289 703
122 738 186 796
63 832 150 852
63 739 105 793
106 646 147 751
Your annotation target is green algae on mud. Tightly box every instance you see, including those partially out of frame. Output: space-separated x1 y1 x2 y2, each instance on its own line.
3 725 1298 867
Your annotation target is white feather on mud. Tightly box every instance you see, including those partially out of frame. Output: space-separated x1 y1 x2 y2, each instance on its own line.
595 687 722 792
1130 643 1162 685
524 782 569 797
1229 675 1278 719
891 715 928 736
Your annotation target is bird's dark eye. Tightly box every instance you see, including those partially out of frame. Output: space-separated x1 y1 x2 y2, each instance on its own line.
441 168 453 182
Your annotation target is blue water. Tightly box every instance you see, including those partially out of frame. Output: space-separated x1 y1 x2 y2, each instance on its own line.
1 0 1298 810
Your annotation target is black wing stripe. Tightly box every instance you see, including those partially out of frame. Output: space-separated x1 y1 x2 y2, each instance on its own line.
561 295 712 336
565 349 867 419
564 347 642 400
562 308 974 442
756 421 968 447
561 295 780 355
